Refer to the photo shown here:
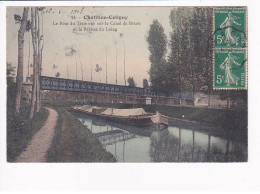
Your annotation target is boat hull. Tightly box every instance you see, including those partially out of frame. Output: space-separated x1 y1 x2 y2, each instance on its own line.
72 111 162 137
71 106 160 127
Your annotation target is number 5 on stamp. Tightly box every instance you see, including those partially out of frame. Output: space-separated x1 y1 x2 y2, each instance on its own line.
214 49 247 89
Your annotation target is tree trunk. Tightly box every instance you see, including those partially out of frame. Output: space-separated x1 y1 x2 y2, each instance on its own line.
208 90 211 107
179 73 182 106
36 9 43 112
227 97 231 109
15 7 29 115
191 68 195 107
227 91 231 109
207 134 211 161
188 24 195 107
29 8 38 119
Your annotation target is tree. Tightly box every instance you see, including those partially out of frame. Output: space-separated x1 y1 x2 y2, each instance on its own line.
143 78 149 88
146 19 167 93
95 64 102 83
36 7 45 112
7 63 17 113
29 7 38 119
14 7 29 115
190 8 213 106
189 8 207 105
113 38 118 85
119 33 126 86
65 46 77 79
26 7 45 118
55 72 60 78
7 63 16 86
127 77 136 87
204 8 214 107
168 8 189 104
168 8 214 105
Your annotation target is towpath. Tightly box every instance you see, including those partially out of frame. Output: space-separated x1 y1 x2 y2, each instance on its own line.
16 108 58 162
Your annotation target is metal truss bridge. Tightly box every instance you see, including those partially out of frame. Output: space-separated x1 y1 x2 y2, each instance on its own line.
40 76 193 100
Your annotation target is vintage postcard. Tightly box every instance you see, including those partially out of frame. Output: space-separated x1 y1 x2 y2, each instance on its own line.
6 6 248 163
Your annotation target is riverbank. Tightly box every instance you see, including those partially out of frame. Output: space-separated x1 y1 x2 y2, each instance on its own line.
45 106 116 162
7 106 49 162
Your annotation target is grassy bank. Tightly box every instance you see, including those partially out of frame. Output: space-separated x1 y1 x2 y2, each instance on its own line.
46 106 116 162
7 106 49 162
43 100 80 108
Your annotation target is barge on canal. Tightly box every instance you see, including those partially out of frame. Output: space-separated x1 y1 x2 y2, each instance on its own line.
71 105 168 128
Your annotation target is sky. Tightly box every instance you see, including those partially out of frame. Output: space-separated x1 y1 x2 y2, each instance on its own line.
7 6 174 87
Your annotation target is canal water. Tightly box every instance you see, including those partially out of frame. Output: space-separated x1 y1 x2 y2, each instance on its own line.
76 115 247 162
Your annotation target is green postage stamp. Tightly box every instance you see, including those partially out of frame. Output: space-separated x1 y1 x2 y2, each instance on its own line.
214 8 247 48
214 8 247 89
214 49 246 89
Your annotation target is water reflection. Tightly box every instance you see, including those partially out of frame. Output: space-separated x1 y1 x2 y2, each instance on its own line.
151 127 247 162
76 115 247 162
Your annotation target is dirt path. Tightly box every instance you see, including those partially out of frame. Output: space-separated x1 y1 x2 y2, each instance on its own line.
16 108 58 162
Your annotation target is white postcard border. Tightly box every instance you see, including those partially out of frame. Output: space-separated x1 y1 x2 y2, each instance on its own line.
1 0 260 192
